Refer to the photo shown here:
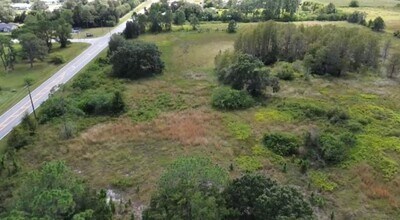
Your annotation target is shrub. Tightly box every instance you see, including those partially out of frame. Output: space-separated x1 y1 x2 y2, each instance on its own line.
371 16 385 32
327 108 349 124
59 122 74 140
49 55 65 65
394 30 400 38
78 90 125 115
72 72 98 91
275 63 295 81
263 133 299 156
211 87 254 110
39 97 69 123
7 127 30 150
20 112 37 135
227 20 237 33
349 0 359 7
339 132 357 147
319 133 347 164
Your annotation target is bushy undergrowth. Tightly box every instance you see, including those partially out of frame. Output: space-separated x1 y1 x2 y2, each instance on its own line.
275 62 296 81
263 133 299 156
211 87 254 110
129 93 186 122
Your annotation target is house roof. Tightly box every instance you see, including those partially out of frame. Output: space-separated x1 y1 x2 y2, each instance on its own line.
0 23 17 29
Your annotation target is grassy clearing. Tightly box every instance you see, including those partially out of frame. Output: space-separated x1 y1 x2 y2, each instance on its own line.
0 43 89 115
5 22 400 218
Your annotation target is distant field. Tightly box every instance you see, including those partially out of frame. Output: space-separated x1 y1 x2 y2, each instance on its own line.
341 7 400 31
310 0 400 7
0 43 89 115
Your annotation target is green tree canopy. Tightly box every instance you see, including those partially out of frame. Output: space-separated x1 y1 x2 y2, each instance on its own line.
224 174 313 220
143 157 229 219
215 51 280 96
11 161 112 219
110 41 164 79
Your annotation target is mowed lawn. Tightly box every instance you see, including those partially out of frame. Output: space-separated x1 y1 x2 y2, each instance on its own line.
0 43 89 115
11 22 400 219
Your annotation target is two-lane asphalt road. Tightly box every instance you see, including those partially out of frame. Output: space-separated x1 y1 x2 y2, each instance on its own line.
0 0 157 140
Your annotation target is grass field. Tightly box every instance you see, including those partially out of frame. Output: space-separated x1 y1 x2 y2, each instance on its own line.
341 7 400 32
311 0 400 7
0 43 89 115
5 21 400 218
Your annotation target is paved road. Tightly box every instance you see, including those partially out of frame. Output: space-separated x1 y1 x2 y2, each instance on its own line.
0 0 157 140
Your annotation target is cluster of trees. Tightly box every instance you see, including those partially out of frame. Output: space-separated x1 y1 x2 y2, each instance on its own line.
62 0 141 27
347 12 386 32
8 11 72 68
108 34 164 79
0 0 15 23
235 22 382 77
143 157 313 219
1 161 114 219
215 51 279 97
122 0 204 35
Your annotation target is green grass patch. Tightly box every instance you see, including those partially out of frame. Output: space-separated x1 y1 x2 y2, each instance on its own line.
252 145 286 165
236 156 263 172
309 171 338 192
129 93 186 122
226 120 251 140
254 108 294 123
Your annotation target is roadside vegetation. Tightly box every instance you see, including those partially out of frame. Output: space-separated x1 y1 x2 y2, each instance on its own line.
1 0 400 219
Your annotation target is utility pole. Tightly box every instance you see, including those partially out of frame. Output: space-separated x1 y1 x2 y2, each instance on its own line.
26 82 37 120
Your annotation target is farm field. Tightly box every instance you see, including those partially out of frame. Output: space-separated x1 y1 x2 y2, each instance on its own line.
3 21 400 219
0 43 89 115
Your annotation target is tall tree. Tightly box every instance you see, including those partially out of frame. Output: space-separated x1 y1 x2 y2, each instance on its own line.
32 0 49 11
163 9 173 31
123 20 140 39
137 14 147 33
173 10 186 25
0 36 16 71
0 0 15 23
386 52 400 78
54 18 72 48
19 33 48 68
189 14 199 30
371 16 385 32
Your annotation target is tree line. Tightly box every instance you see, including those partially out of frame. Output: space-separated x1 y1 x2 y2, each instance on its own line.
234 22 397 77
62 0 142 28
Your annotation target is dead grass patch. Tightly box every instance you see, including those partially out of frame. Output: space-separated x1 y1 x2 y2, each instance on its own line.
80 109 226 147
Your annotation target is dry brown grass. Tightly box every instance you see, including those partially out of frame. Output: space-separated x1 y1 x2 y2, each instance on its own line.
356 164 398 206
80 109 225 147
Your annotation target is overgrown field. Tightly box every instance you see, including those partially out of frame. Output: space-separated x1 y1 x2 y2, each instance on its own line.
2 22 400 219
